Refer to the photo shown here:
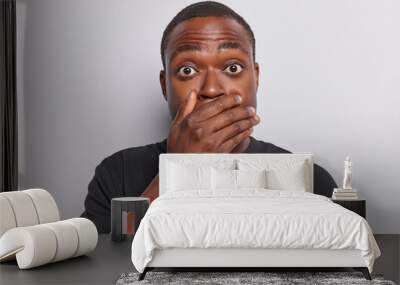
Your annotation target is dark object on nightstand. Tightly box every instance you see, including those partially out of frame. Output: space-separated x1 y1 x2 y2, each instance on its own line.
111 197 150 242
332 199 366 219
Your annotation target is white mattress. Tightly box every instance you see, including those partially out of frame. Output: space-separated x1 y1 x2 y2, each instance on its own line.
131 189 381 273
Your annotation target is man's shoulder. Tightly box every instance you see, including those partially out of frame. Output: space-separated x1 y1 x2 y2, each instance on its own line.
249 137 291 154
98 138 167 169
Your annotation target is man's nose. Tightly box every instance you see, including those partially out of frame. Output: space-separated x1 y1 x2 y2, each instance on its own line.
198 68 225 101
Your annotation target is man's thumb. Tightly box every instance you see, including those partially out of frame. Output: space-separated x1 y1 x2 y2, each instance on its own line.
173 90 197 124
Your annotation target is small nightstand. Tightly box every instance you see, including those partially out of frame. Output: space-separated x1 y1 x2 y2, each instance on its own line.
331 199 366 219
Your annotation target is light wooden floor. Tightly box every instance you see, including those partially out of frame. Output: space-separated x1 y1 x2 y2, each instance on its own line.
374 234 400 284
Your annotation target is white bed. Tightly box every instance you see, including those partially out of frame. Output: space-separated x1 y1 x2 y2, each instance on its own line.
131 153 381 281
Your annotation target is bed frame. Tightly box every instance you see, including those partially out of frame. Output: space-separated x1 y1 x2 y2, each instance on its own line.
138 153 372 281
139 248 371 280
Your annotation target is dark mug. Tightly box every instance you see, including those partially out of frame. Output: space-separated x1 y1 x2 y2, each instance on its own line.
111 197 149 242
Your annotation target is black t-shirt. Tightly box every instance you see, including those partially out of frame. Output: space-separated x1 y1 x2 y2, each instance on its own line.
81 136 337 233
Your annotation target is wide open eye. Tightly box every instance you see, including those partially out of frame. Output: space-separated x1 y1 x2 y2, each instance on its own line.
223 63 243 75
177 66 198 77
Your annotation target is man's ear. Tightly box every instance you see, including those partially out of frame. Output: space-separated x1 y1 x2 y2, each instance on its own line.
159 70 167 101
254 62 260 90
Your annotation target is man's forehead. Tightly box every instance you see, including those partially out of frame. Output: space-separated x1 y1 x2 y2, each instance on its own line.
166 17 252 56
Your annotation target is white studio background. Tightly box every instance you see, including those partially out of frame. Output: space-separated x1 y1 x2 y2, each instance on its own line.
16 0 400 234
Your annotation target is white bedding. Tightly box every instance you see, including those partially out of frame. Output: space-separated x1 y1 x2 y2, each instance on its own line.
131 189 380 273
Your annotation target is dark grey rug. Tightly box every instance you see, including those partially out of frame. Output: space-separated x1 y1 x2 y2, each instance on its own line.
116 271 396 285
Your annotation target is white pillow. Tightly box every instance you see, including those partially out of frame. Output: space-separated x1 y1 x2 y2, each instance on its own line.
266 162 306 191
237 159 307 191
236 169 268 189
211 168 268 190
167 161 212 191
211 168 237 190
166 158 236 170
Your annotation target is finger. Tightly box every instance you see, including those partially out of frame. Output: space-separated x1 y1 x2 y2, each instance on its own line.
217 127 254 153
200 105 257 134
213 115 260 144
173 90 197 125
189 92 243 123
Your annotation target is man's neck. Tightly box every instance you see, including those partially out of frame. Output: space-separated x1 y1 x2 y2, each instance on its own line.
162 136 252 153
230 137 251 153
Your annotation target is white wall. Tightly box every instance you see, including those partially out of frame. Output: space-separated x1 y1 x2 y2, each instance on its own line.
17 0 400 234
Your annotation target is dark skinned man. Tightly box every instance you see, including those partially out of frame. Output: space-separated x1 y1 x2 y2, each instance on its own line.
81 1 337 233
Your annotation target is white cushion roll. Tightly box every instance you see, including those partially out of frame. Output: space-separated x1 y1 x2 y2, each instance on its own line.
0 192 39 227
0 218 98 269
23 189 60 223
0 196 17 237
42 221 79 262
0 226 57 269
63 218 98 257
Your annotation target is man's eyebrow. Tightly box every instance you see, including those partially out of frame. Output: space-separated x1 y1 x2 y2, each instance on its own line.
218 41 249 54
169 41 250 62
170 44 202 62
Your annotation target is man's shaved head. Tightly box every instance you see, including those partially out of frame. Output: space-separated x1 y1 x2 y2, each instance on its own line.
160 1 256 69
159 1 260 154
